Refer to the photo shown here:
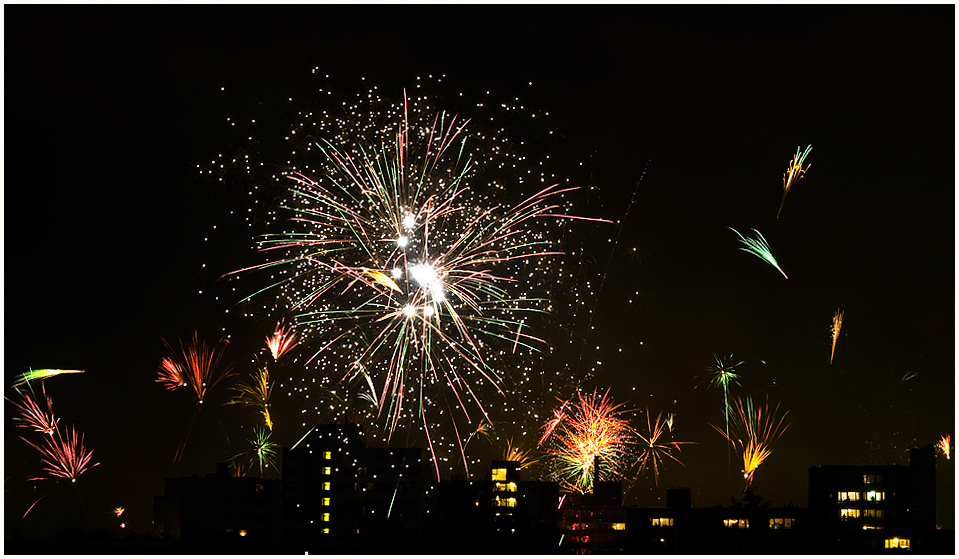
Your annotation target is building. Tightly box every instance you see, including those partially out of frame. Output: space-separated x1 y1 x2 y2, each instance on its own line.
153 463 282 543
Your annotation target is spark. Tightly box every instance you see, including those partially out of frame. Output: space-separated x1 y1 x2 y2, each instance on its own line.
11 369 83 388
226 367 274 430
634 409 695 486
114 507 125 517
777 144 812 219
265 318 300 360
830 308 843 365
235 426 279 477
712 396 790 489
729 227 788 279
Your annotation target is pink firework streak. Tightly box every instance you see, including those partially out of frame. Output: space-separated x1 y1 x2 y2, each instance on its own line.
21 424 99 482
9 382 57 435
265 319 299 360
157 331 235 404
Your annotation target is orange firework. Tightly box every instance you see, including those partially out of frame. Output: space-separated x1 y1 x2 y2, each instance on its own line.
265 318 299 360
830 308 843 365
547 389 633 493
712 396 789 488
21 424 99 482
634 409 695 486
777 144 812 218
937 435 951 460
227 367 274 430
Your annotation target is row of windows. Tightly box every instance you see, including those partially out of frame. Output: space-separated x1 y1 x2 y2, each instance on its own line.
567 523 626 531
650 517 795 529
838 491 885 502
493 482 517 493
885 538 909 549
492 497 517 508
840 508 884 519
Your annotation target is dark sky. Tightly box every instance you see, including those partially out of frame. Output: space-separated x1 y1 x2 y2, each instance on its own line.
5 5 955 539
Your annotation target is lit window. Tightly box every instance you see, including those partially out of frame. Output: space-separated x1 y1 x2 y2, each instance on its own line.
838 491 860 502
238 529 248 537
322 498 330 506
507 482 517 492
322 513 330 522
769 518 793 529
323 451 331 460
323 467 331 475
885 537 909 549
862 525 882 530
865 490 884 502
840 508 861 520
863 474 882 484
651 518 674 527
492 468 507 481
611 523 626 531
723 519 748 529
322 528 330 534
862 509 884 518
323 482 331 491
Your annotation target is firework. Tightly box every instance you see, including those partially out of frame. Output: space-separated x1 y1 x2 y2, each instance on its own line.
265 318 299 360
21 424 99 482
830 308 843 365
157 331 235 405
538 396 571 445
227 367 274 430
114 506 125 517
11 369 83 388
703 354 743 475
546 389 633 493
712 396 790 488
937 435 951 460
729 227 788 279
634 409 694 486
237 426 279 477
504 438 542 470
8 382 57 435
221 87 604 477
777 144 812 219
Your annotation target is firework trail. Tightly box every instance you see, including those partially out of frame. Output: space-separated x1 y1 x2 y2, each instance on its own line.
11 369 83 388
634 409 695 486
157 331 235 463
546 388 633 493
227 367 274 430
729 227 788 279
539 396 571 445
265 318 299 360
830 308 843 365
222 87 604 478
777 144 812 219
937 435 951 460
702 354 743 477
712 396 790 489
21 424 99 482
8 381 57 435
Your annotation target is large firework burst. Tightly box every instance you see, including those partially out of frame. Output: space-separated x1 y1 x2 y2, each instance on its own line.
21 424 99 482
544 388 633 493
218 82 602 478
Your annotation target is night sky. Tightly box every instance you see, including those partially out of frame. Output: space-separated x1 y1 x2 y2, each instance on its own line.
5 5 955 540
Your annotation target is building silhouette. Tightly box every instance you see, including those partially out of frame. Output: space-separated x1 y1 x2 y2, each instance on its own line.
145 431 952 554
